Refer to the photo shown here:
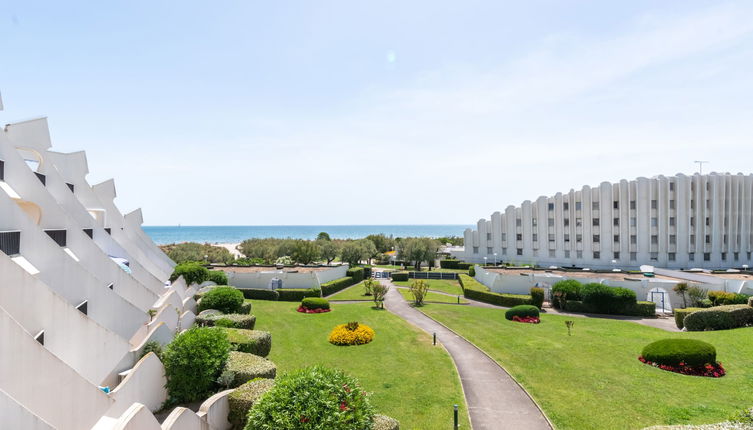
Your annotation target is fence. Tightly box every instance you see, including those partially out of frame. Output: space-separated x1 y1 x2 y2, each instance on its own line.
408 272 458 280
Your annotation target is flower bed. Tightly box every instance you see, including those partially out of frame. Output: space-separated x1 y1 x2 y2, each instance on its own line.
328 321 375 346
637 356 726 378
512 316 540 324
297 305 331 314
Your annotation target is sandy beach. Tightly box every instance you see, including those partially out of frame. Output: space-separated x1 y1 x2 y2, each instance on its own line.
217 242 242 258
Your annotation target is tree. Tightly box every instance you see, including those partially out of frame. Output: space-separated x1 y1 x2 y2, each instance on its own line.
161 242 233 264
318 240 340 265
292 240 321 265
673 282 689 308
359 239 379 265
340 242 365 267
371 282 389 309
365 234 395 253
397 237 440 270
316 232 331 241
409 279 429 306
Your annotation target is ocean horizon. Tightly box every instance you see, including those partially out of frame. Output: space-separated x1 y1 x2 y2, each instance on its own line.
143 225 473 245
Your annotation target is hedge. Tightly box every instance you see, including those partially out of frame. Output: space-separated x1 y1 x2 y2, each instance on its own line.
221 328 272 357
551 280 583 309
239 301 252 315
582 283 637 314
459 275 532 307
224 351 276 388
228 378 275 430
505 305 540 321
321 277 356 296
530 287 544 309
196 313 257 330
206 270 228 286
238 288 279 301
169 262 209 285
276 288 321 301
391 272 409 282
440 259 460 269
347 267 365 283
641 339 716 367
564 300 655 316
301 297 330 310
564 300 590 313
674 308 703 329
373 415 401 430
198 286 245 314
708 290 750 306
684 304 753 331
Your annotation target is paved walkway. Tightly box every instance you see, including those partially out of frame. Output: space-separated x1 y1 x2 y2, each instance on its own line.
382 281 552 430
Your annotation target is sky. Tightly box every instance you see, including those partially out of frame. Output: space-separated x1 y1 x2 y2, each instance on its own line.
1 1 753 226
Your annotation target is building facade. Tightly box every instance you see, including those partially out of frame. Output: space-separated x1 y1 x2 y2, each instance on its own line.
458 173 753 269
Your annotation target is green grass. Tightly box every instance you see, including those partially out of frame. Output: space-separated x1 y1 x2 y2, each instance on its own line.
326 282 371 301
251 300 470 429
397 288 467 304
420 305 753 430
393 279 463 296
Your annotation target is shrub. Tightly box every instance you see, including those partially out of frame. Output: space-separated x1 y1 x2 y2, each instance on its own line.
223 351 276 388
246 366 374 430
138 340 162 361
440 259 459 269
372 282 389 309
196 313 257 330
320 277 356 296
729 407 753 425
409 279 429 306
207 270 228 286
301 297 330 310
581 283 637 314
564 300 590 313
688 286 708 307
468 266 476 277
162 327 230 404
239 301 252 314
390 272 409 282
372 415 400 430
346 267 365 283
551 280 583 309
459 275 532 307
708 290 750 306
641 339 716 367
505 305 540 321
457 262 474 270
221 328 272 357
684 305 753 331
328 322 375 346
674 308 702 329
698 298 713 308
277 288 321 302
627 301 657 317
239 289 280 301
198 286 245 314
228 378 275 430
194 285 218 301
530 287 544 309
169 262 209 285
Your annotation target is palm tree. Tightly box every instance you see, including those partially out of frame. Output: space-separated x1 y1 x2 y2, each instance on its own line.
673 282 689 308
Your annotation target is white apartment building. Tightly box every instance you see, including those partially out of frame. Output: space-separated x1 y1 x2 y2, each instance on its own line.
459 173 753 270
0 93 229 429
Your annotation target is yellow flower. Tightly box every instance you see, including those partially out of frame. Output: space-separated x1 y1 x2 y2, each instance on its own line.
328 323 375 346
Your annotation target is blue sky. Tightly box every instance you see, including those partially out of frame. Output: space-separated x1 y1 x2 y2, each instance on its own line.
1 1 753 225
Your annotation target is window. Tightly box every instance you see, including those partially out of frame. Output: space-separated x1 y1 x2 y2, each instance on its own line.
532 218 537 227
593 251 601 259
576 218 582 227
549 250 556 258
548 234 555 242
565 250 571 258
690 235 695 246
35 172 46 186
576 234 582 242
670 200 675 209
705 235 711 244
0 231 21 255
486 233 491 240
650 252 659 260
501 233 506 241
548 203 554 211
83 228 93 239
577 251 583 259
734 252 739 261
630 235 637 244
66 183 75 193
651 217 658 227
516 218 521 227
104 228 112 235
721 252 727 261
44 230 67 247
630 201 636 210
669 182 675 191
487 247 493 254
651 235 658 244
670 235 676 245
630 252 637 261
34 330 44 346
689 252 695 261
690 217 695 227
575 202 582 210
651 200 658 209
502 248 507 255
76 300 88 315
548 218 555 227
707 200 711 210
593 218 600 226
669 217 675 226
593 234 600 242
613 234 619 242
668 253 676 261
704 252 711 261
0 159 4 180
592 201 599 210
532 234 538 242
630 217 637 227
613 201 619 209
107 283 114 290
564 234 570 242
563 202 569 211
473 247 479 254
564 218 570 227
516 233 522 241
613 218 619 226
613 252 620 259
517 249 523 256
705 217 711 226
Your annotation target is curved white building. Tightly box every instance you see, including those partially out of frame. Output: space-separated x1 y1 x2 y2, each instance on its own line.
459 173 753 270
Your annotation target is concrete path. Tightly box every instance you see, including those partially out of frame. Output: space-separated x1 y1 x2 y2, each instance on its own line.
382 282 552 430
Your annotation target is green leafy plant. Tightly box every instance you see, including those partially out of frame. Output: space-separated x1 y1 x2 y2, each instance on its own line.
551 280 583 309
564 320 574 336
207 270 228 285
409 279 429 306
223 351 276 387
221 328 272 357
673 282 689 308
505 305 540 321
688 285 708 307
684 304 753 331
198 286 245 314
371 282 389 309
169 262 209 285
228 378 276 430
581 283 637 314
641 339 716 367
139 340 163 361
530 287 544 309
363 278 376 296
301 297 330 310
320 277 356 296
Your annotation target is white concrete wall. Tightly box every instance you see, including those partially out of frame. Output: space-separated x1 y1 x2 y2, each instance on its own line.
0 388 55 430
315 265 349 284
228 270 319 289
107 353 167 418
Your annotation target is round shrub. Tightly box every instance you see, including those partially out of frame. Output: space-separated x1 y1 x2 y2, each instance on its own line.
505 305 540 321
170 262 209 285
301 297 330 310
328 321 375 346
223 351 276 387
372 415 400 430
468 266 476 277
198 286 244 314
684 305 753 331
228 378 275 430
641 339 716 367
206 270 228 286
162 327 230 404
245 365 374 429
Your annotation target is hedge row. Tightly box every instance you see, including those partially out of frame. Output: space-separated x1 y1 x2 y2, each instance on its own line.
238 289 280 301
708 290 751 306
439 259 475 270
220 328 272 357
390 272 409 282
196 313 257 330
459 275 534 308
552 279 654 316
505 305 540 321
302 297 330 310
228 379 275 430
321 276 357 296
684 305 753 331
674 307 703 329
563 300 655 317
224 351 277 388
346 267 365 283
277 288 321 302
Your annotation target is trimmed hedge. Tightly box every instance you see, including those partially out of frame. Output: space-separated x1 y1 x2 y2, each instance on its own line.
582 283 637 314
641 339 716 367
206 270 228 286
194 285 218 301
564 300 590 313
684 304 753 331
551 280 583 309
228 378 275 430
391 272 409 282
320 276 356 296
564 300 655 316
198 286 244 314
674 308 703 329
459 275 532 307
169 262 209 285
347 267 365 283
530 287 544 309
708 290 750 306
196 313 257 330
301 297 330 310
505 305 540 321
373 415 401 430
224 351 276 388
276 288 321 301
239 301 252 315
221 328 272 357
439 259 474 270
239 288 279 301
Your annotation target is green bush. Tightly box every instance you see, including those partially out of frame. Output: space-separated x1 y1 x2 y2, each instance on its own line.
708 290 750 306
228 378 275 430
564 300 590 313
505 305 540 321
193 285 218 301
138 340 163 361
320 277 356 296
698 298 713 308
246 365 374 430
674 308 702 329
627 301 657 317
440 259 459 269
459 275 532 307
169 262 209 285
530 287 544 309
223 351 276 388
390 272 409 282
346 267 365 283
207 270 229 285
457 262 474 270
468 266 476 277
162 327 230 404
196 313 257 330
276 288 321 302
582 283 637 314
239 289 279 301
240 301 252 315
221 328 272 357
641 339 716 367
372 415 401 430
301 297 330 310
198 286 245 314
684 305 753 331
551 280 583 309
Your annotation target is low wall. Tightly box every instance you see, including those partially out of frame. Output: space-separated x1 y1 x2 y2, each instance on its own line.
227 266 347 290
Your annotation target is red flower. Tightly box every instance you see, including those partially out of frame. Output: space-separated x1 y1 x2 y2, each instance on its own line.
340 401 348 411
300 416 309 423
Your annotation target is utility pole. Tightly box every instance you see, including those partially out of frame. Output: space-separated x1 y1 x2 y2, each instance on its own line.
694 160 709 175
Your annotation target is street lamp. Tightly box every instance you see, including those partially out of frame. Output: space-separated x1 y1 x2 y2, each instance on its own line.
483 256 487 267
493 253 498 266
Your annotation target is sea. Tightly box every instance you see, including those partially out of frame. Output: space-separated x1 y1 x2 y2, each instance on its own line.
143 225 472 245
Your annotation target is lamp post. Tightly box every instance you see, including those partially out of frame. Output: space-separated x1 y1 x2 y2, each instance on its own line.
483 256 487 267
493 252 498 266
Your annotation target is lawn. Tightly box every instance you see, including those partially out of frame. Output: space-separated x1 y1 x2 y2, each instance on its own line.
326 282 371 301
420 305 753 430
393 279 464 296
251 300 471 429
397 288 468 304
